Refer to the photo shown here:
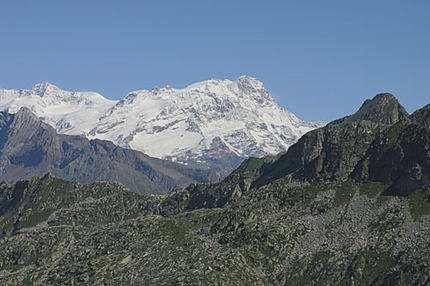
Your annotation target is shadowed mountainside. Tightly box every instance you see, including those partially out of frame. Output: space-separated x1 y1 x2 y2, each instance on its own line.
0 108 222 195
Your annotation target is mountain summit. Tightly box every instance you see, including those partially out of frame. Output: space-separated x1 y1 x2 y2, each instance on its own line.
0 77 325 173
249 93 411 186
334 92 409 125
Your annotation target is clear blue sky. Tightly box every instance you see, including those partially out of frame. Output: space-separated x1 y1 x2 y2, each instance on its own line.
1 1 429 122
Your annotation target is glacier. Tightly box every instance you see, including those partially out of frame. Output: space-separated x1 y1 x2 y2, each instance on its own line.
0 76 325 174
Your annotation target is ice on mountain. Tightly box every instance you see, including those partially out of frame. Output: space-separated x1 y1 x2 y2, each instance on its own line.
0 76 325 173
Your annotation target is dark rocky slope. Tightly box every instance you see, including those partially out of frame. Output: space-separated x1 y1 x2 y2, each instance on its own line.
1 93 429 285
0 108 222 195
180 92 420 209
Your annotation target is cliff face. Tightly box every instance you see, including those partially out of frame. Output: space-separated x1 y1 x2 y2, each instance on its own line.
0 108 222 195
0 94 429 285
257 93 410 184
352 103 430 196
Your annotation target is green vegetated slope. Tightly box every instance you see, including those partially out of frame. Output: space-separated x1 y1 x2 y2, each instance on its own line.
1 93 430 285
0 108 222 195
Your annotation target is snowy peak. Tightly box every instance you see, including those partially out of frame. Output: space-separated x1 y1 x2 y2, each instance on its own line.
31 82 78 106
30 82 113 107
0 77 325 174
235 76 273 104
0 83 117 135
31 81 60 96
1 82 115 109
236 75 265 93
184 76 271 103
89 76 325 173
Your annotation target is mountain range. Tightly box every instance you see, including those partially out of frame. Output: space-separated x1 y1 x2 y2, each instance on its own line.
0 76 325 174
1 93 429 284
0 107 221 195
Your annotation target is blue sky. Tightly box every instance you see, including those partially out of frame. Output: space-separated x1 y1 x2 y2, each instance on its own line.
1 1 429 122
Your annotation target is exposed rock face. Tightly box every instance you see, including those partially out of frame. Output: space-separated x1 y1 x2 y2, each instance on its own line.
333 92 409 125
0 93 429 285
411 103 430 129
352 104 430 196
0 108 222 194
242 93 410 188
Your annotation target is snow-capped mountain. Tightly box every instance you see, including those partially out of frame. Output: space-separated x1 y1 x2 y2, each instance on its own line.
0 76 325 173
0 82 117 134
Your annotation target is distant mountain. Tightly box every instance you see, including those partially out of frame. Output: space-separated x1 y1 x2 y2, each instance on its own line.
0 82 116 134
0 108 221 194
0 77 325 174
0 93 429 284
